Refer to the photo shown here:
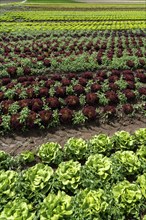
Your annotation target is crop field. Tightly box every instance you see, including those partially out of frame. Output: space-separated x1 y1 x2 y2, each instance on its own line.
0 1 146 219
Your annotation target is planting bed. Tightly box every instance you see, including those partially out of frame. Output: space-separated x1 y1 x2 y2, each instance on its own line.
0 128 146 219
0 30 145 134
0 2 146 219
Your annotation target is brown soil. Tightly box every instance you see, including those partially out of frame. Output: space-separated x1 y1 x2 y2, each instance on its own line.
0 116 145 156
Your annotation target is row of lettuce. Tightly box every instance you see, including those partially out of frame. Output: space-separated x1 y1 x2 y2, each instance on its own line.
0 128 146 219
1 30 145 76
0 69 145 133
1 21 146 33
1 11 145 22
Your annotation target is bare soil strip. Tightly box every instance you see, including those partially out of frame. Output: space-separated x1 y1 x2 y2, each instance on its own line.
0 116 145 155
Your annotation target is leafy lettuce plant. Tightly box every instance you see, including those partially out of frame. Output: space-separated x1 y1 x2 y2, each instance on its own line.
23 163 54 195
136 145 146 172
64 137 88 160
112 180 143 219
0 198 36 220
54 160 81 192
19 151 35 164
0 150 12 170
136 173 146 199
0 150 10 162
38 142 63 165
87 134 113 156
134 128 146 147
111 151 141 181
39 191 72 220
0 170 18 206
111 131 136 150
81 154 112 189
71 188 109 220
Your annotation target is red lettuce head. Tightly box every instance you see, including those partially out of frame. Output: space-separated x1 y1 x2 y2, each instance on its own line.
109 75 119 83
78 77 88 86
7 67 17 76
126 81 135 90
122 70 133 75
26 88 35 99
91 83 101 92
39 110 52 125
136 72 146 83
112 70 120 76
86 93 98 105
10 114 23 130
2 100 13 114
19 99 31 108
51 74 62 81
44 59 51 67
23 67 31 75
59 108 73 123
106 91 119 104
82 106 97 120
73 84 85 95
81 72 93 79
39 87 49 98
55 86 66 98
45 80 55 88
61 78 71 86
103 105 116 117
138 87 146 96
109 83 119 91
65 95 80 108
26 111 37 128
123 74 134 82
0 91 4 101
122 104 133 114
123 89 136 101
2 78 11 85
68 73 77 80
17 76 27 83
31 99 43 112
126 60 135 68
46 97 60 109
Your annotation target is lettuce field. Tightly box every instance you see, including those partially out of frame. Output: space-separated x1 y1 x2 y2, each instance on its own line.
0 1 146 219
0 128 146 219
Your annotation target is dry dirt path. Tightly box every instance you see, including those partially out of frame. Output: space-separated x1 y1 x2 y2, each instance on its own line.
0 117 145 155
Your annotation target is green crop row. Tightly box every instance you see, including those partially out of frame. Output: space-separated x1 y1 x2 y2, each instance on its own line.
0 128 146 219
1 21 146 33
1 11 145 22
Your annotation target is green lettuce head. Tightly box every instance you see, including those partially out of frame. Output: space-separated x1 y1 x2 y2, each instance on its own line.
19 151 35 163
112 180 143 218
134 128 146 147
111 151 141 181
88 134 113 155
0 151 12 170
0 150 10 161
38 142 63 164
24 163 54 194
0 170 18 205
39 191 72 220
81 153 112 189
54 160 81 192
72 188 108 219
0 198 35 220
64 137 88 160
111 131 136 150
136 173 146 199
136 145 146 172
